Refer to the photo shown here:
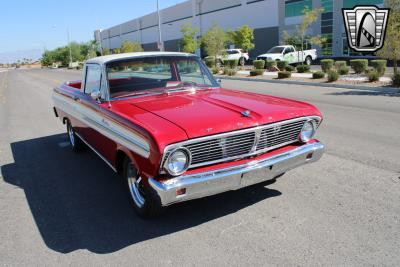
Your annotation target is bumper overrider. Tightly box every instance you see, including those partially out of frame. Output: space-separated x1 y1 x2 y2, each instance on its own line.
149 142 325 206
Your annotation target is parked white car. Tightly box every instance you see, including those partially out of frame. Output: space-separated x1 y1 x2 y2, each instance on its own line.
257 45 317 66
205 49 249 66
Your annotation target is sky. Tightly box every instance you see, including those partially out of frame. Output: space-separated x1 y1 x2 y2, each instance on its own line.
0 0 186 62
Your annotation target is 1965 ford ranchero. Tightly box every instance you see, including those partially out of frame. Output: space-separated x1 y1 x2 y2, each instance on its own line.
53 52 325 218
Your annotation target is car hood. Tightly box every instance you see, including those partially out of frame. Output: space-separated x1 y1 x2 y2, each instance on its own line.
258 53 281 59
128 88 320 139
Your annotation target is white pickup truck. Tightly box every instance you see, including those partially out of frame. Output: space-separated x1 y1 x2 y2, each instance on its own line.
256 45 317 66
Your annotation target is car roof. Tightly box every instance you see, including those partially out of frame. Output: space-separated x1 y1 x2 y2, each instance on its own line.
86 51 195 65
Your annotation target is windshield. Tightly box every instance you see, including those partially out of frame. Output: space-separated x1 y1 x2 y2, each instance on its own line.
106 56 217 98
226 50 239 54
267 47 284 53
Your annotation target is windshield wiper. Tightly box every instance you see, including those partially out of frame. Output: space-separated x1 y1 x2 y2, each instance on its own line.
164 81 199 94
113 91 161 99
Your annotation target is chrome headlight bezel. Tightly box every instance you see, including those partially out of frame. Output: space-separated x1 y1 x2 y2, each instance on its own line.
163 147 191 176
299 120 316 143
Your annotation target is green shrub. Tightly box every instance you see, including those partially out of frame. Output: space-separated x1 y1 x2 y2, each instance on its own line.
350 59 368 74
250 69 265 76
277 60 288 70
335 61 347 69
265 60 277 69
312 71 325 79
205 58 215 68
223 59 238 69
370 60 387 76
277 71 291 79
297 64 310 73
367 69 380 82
211 67 219 74
327 70 339 82
338 66 350 75
253 60 265 69
285 65 296 72
321 59 334 73
223 67 237 76
392 73 400 87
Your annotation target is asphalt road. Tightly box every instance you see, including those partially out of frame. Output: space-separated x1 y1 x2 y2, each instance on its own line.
0 68 399 266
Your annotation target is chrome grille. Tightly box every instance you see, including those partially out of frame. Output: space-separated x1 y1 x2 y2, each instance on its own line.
257 120 305 150
186 131 256 165
162 116 321 170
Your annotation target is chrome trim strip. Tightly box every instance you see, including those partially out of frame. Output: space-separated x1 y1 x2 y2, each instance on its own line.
75 132 117 173
53 92 151 158
150 142 325 206
161 116 321 172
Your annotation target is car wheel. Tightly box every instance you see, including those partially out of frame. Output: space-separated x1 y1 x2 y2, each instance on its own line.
239 57 245 66
123 157 164 218
66 121 84 152
305 56 312 66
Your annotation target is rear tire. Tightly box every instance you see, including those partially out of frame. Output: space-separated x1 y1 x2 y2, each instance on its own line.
66 121 85 152
123 157 164 218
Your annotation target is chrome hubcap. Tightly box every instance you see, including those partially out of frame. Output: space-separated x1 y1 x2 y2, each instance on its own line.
68 125 75 147
127 163 145 208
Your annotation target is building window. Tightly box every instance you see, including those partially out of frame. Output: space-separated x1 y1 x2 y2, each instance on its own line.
321 0 333 13
321 33 333 56
320 11 333 56
343 0 383 8
285 0 312 17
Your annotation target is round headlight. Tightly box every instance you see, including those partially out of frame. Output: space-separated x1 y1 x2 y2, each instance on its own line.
165 148 191 176
299 121 316 142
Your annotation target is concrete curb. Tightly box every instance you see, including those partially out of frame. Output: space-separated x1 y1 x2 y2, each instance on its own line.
216 75 400 93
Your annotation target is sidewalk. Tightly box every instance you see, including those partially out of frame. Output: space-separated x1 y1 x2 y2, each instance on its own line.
235 70 392 83
216 73 399 93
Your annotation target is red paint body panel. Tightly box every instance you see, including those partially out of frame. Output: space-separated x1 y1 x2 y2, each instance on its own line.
54 81 322 182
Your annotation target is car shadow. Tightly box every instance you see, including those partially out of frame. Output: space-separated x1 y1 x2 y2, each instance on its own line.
1 134 281 254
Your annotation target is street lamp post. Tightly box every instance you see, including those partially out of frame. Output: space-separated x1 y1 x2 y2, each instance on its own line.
157 0 163 51
67 28 72 67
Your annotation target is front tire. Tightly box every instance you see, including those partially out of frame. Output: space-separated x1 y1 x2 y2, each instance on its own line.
66 121 85 152
305 56 312 66
239 57 245 66
123 157 164 218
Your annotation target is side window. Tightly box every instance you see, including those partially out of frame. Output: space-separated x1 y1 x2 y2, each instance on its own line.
290 47 295 53
84 64 102 94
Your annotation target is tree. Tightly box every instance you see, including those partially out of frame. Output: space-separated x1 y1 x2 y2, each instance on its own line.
378 0 400 74
120 41 143 53
180 23 199 53
228 25 255 52
298 6 325 51
102 48 111 55
281 30 302 49
201 24 229 65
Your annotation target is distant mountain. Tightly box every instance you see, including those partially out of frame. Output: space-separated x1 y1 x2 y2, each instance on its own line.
0 49 43 64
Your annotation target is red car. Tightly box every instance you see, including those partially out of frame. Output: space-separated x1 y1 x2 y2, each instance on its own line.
53 52 325 218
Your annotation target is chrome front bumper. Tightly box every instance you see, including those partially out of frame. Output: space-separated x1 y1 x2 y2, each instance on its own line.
149 142 325 206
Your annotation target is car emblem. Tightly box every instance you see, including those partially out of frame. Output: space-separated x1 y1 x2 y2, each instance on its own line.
273 125 281 134
342 5 389 52
241 110 251 118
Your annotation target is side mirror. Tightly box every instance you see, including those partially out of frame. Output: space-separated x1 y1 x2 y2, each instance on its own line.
90 90 101 101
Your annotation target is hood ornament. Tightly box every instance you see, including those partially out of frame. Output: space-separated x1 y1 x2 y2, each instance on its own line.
241 110 251 118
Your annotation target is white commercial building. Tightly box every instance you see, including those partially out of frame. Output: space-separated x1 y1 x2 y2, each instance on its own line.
95 0 384 58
